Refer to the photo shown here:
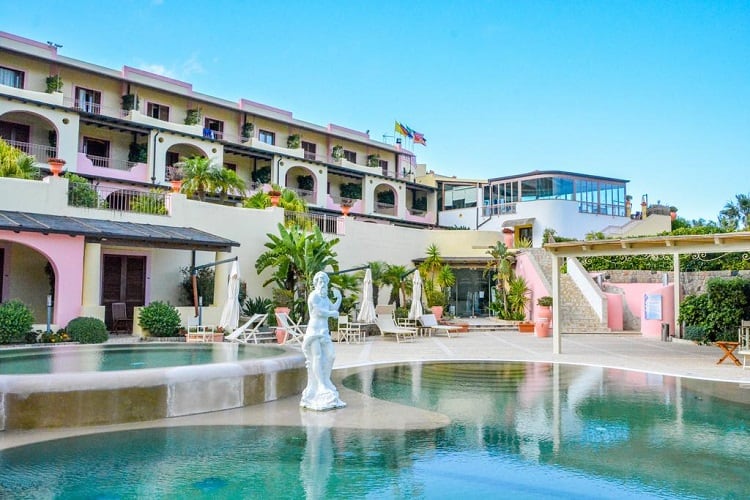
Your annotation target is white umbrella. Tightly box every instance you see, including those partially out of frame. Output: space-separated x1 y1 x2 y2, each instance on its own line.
356 268 376 323
408 270 423 320
219 260 241 331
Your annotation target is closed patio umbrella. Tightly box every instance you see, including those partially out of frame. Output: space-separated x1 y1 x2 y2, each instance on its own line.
356 268 376 323
408 270 423 320
219 260 241 332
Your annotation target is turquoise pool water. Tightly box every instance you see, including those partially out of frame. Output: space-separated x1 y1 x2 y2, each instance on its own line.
1 361 749 498
0 343 284 374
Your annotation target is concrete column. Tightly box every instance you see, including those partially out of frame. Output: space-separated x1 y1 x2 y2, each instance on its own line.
673 252 681 338
80 242 105 320
552 256 562 354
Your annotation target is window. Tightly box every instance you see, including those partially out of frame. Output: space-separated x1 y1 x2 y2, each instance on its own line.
258 130 275 145
0 66 24 88
147 103 169 121
442 184 477 210
379 159 389 176
343 150 356 163
301 141 316 160
83 137 110 167
75 87 101 114
203 118 223 140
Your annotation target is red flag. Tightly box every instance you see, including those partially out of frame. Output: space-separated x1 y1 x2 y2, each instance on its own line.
413 132 426 146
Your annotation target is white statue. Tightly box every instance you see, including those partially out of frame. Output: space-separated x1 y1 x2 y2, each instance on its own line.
300 271 346 411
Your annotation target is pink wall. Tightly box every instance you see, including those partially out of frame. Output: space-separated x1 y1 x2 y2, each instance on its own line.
515 253 549 321
76 153 150 183
615 283 675 338
604 292 624 330
0 231 85 327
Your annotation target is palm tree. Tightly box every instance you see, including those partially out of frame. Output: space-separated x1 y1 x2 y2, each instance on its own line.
0 139 38 179
255 223 339 320
179 156 219 201
361 260 388 306
382 264 409 308
485 241 515 319
213 167 246 202
719 194 750 231
242 186 307 213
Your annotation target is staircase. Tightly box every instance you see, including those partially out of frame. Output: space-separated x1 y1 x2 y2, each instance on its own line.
526 248 610 333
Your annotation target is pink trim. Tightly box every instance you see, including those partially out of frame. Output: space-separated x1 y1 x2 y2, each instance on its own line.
327 123 369 139
0 231 85 327
122 66 192 90
240 99 293 118
76 153 150 182
0 31 54 51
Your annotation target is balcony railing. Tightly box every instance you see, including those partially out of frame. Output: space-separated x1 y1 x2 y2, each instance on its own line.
375 202 396 216
482 202 518 216
284 211 341 235
68 183 170 215
64 97 127 118
3 139 56 160
80 153 139 171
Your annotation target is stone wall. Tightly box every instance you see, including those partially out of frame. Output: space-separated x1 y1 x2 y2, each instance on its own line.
604 270 750 296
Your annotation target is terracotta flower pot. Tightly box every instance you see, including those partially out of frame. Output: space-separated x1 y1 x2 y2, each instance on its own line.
170 180 183 193
48 158 66 177
269 192 281 207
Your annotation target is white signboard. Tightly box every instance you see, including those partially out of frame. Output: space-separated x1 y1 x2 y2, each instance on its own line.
644 294 662 321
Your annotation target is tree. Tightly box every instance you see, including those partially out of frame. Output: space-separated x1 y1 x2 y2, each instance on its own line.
719 194 750 231
255 223 339 320
243 185 307 212
485 242 514 318
382 264 409 307
0 139 39 179
213 167 246 202
179 156 219 201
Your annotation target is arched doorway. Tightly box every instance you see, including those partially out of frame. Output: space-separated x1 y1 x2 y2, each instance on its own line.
0 110 58 160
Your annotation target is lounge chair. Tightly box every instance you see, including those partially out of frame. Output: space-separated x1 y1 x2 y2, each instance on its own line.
224 313 271 344
419 313 462 338
275 312 306 345
375 313 417 343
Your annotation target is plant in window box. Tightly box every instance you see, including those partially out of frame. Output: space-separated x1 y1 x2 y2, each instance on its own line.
340 183 362 200
297 174 314 192
331 145 344 160
45 75 63 93
412 196 427 211
376 190 395 205
128 142 147 163
241 122 254 141
185 108 202 125
367 154 380 168
287 134 301 149
121 94 139 111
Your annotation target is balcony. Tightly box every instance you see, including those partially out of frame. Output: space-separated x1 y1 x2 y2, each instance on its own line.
374 201 396 217
284 210 343 235
68 183 170 215
0 83 65 106
76 153 150 183
3 139 56 161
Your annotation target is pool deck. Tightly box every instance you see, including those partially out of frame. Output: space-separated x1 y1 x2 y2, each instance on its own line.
2 326 750 450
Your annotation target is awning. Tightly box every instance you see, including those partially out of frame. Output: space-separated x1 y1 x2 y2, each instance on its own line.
501 217 535 228
0 211 239 252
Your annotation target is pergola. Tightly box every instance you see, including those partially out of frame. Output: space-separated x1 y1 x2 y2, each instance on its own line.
544 232 750 354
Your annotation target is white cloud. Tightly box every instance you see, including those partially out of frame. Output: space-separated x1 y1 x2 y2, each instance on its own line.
139 64 175 78
181 54 204 77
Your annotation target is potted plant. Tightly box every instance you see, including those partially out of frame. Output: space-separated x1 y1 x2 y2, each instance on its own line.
426 289 446 321
268 188 282 207
47 158 66 176
340 182 362 200
367 154 380 168
185 108 202 125
287 133 301 149
332 145 344 160
45 75 63 93
535 296 552 337
670 206 678 220
272 288 294 343
241 122 254 142
121 94 138 111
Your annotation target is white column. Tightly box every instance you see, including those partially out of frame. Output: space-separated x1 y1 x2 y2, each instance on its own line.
552 255 562 354
80 242 105 320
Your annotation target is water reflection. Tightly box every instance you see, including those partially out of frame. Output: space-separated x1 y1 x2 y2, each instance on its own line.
300 410 336 500
343 361 750 498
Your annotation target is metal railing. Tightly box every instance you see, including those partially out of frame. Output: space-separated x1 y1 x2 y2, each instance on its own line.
4 139 56 160
68 183 170 215
284 210 340 234
482 202 518 216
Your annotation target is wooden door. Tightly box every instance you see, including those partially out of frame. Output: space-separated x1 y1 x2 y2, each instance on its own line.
102 255 146 328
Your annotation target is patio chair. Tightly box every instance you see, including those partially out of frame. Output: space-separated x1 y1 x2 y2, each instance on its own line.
419 313 462 338
375 313 417 343
111 302 132 334
275 312 306 345
336 314 363 344
738 320 750 369
225 313 270 344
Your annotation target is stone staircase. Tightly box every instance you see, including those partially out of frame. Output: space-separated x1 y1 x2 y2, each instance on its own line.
526 248 610 333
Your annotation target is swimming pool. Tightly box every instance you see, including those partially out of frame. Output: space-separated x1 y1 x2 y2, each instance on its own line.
1 361 748 498
0 343 306 430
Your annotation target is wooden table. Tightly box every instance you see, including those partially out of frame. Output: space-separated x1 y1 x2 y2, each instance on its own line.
716 341 741 366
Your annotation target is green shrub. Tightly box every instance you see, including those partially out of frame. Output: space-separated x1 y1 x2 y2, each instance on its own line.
243 296 272 317
0 300 34 344
130 189 167 215
67 317 108 344
65 173 98 208
678 294 709 328
683 325 709 344
138 301 181 337
179 267 215 305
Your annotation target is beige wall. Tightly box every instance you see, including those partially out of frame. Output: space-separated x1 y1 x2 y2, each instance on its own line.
8 242 48 320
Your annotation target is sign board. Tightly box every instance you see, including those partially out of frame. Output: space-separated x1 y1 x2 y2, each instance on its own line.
644 293 662 320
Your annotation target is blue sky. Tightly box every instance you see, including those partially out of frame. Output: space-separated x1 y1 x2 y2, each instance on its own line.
4 0 748 223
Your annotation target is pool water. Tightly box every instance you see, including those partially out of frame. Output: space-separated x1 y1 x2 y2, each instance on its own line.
0 343 284 374
1 362 749 498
